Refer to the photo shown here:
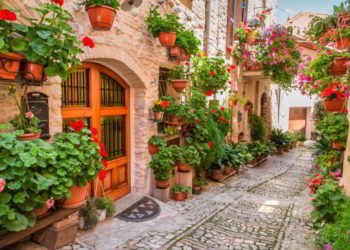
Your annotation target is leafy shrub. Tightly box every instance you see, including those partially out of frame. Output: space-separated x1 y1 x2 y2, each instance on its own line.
93 197 116 218
148 146 174 181
79 205 98 230
316 113 348 146
249 114 265 142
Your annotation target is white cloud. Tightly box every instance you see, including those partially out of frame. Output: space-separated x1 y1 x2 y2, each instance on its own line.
285 8 296 15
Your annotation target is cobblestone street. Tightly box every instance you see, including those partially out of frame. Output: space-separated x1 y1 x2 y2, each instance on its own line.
61 147 317 250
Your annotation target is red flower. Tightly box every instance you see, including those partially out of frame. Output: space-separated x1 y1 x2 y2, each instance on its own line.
226 48 232 53
340 109 348 113
205 91 213 96
220 107 224 111
219 117 225 122
162 101 169 108
89 128 98 137
312 179 321 184
212 71 216 76
195 119 201 123
230 65 236 70
51 0 64 6
92 137 100 143
208 141 213 147
26 112 34 119
0 10 17 21
212 110 216 113
100 144 108 158
184 62 190 66
46 199 55 209
228 81 232 84
71 120 85 132
176 60 181 64
82 37 95 48
102 160 108 168
227 68 232 73
99 170 106 181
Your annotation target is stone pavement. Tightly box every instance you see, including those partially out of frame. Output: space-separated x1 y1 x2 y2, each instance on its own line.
58 147 316 250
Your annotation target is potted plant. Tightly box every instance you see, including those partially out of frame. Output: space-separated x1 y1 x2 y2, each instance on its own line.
54 121 105 208
176 145 200 172
79 204 98 230
192 179 202 195
79 0 120 30
145 6 183 47
172 29 201 59
152 100 168 120
8 86 41 140
320 85 347 112
316 112 348 150
149 146 174 188
171 184 187 201
229 95 247 106
92 197 117 221
168 63 190 93
0 8 25 80
271 129 289 153
148 136 166 155
320 28 350 50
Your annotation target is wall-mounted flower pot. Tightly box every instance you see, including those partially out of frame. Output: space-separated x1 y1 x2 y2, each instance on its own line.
170 46 181 57
17 133 41 141
24 62 44 81
159 32 176 47
174 192 185 201
62 185 88 209
171 79 188 93
156 179 170 189
153 111 164 120
0 53 24 80
86 5 117 31
336 37 350 50
148 143 159 155
323 98 345 112
178 164 191 172
330 57 349 76
180 48 190 61
332 141 345 150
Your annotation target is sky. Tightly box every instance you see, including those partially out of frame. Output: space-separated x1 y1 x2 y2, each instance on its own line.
276 0 345 24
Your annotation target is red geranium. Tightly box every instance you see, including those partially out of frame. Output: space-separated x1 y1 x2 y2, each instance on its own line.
71 120 85 132
212 110 216 113
219 117 225 122
82 37 95 48
162 101 169 108
0 9 16 21
195 119 201 123
99 170 106 181
230 65 236 70
51 0 64 6
226 48 232 53
89 128 98 137
228 81 232 84
205 91 213 96
227 68 232 73
220 107 224 111
100 144 108 158
208 141 213 147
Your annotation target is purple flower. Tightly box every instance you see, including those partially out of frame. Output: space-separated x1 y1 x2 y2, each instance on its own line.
324 244 332 250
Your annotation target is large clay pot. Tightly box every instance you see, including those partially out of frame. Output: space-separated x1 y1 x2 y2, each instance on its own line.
330 57 349 76
323 98 345 112
336 37 350 50
154 111 164 120
17 133 40 141
62 185 88 209
0 53 23 80
174 192 185 201
178 164 191 172
212 169 223 181
171 80 188 93
332 141 345 150
156 179 170 189
223 167 232 175
32 204 49 217
86 5 117 31
148 143 159 155
24 62 44 82
159 32 176 47
170 46 181 57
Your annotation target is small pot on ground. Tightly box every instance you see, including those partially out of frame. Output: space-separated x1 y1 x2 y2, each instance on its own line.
323 98 345 112
153 111 164 120
332 142 345 150
223 167 232 175
86 5 117 31
174 192 185 201
0 53 24 80
192 186 201 195
171 80 188 93
283 147 290 152
159 32 176 47
177 164 191 172
212 169 223 181
62 185 88 209
148 143 159 155
156 179 170 189
170 46 181 57
200 186 209 192
96 209 107 222
17 133 40 141
330 57 349 76
336 38 350 50
24 62 44 82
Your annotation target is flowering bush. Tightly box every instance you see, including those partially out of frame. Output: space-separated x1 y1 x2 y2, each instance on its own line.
152 100 169 112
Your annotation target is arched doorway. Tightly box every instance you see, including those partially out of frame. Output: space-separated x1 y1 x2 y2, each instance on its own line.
61 62 130 200
260 92 268 125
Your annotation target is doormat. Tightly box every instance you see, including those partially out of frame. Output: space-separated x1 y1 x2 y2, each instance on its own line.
115 196 160 222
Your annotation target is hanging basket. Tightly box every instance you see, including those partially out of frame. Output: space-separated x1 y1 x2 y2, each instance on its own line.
86 5 117 31
159 32 176 47
0 53 24 80
148 143 159 155
171 79 188 93
330 57 349 76
24 62 44 81
323 98 345 112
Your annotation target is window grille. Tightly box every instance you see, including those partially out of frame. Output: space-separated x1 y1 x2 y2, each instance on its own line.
62 70 89 107
100 73 125 107
100 116 125 160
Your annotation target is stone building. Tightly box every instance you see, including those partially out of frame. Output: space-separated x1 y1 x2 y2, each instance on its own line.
0 0 276 200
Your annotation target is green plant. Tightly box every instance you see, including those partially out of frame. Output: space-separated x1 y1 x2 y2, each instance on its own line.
171 184 188 194
306 16 338 42
145 6 183 38
79 204 98 230
164 127 178 136
229 95 248 105
247 142 270 158
316 113 348 145
193 178 208 187
148 136 166 147
270 129 289 149
168 64 190 80
175 29 201 55
152 100 168 112
148 146 174 181
310 135 330 157
92 197 116 217
313 99 326 122
8 86 41 134
79 0 121 9
249 114 265 141
179 145 201 167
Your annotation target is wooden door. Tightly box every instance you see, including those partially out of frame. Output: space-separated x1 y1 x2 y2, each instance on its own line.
288 107 306 136
61 62 130 200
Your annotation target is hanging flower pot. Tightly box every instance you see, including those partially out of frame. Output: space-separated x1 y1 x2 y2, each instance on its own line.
332 141 345 150
0 53 24 80
86 5 117 31
62 185 88 209
17 133 41 141
323 98 345 112
180 48 190 61
24 62 44 82
159 32 176 47
170 46 181 57
336 37 350 50
174 192 185 201
156 179 170 189
177 164 191 172
153 111 164 120
148 143 159 155
330 57 349 76
171 79 188 93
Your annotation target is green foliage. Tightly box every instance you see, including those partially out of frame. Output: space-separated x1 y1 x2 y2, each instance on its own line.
175 29 201 56
306 16 338 41
148 146 174 181
316 113 348 145
171 184 190 194
247 142 270 158
176 145 201 167
168 64 190 80
148 136 166 147
312 99 325 123
0 15 28 54
249 114 265 142
271 129 290 148
93 197 116 217
79 0 121 9
79 204 98 230
145 6 183 37
220 144 248 170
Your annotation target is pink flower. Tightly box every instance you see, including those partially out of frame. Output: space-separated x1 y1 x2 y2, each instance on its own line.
26 112 34 118
327 50 332 55
0 179 5 192
46 198 55 209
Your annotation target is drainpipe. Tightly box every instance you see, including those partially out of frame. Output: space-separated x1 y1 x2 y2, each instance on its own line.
275 85 281 126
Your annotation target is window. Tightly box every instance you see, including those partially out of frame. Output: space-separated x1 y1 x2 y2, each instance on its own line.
100 73 125 107
62 70 89 107
179 0 192 10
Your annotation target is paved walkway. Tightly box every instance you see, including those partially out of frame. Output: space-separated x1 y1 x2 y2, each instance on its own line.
55 147 317 250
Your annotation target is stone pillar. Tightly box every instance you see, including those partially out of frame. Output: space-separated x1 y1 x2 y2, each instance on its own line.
342 101 350 196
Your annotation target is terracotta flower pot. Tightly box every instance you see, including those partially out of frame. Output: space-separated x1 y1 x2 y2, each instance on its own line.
62 185 88 209
148 143 159 155
156 179 170 189
193 186 201 195
170 46 181 57
171 80 188 93
212 169 223 181
159 32 176 47
232 100 237 106
0 53 23 80
17 133 40 141
332 141 345 150
86 5 117 31
24 62 44 81
180 48 190 61
200 186 209 192
174 192 185 201
336 37 350 50
283 147 289 152
223 167 232 175
330 57 349 76
178 164 191 172
154 111 164 120
32 204 49 217
170 115 180 122
323 98 345 112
